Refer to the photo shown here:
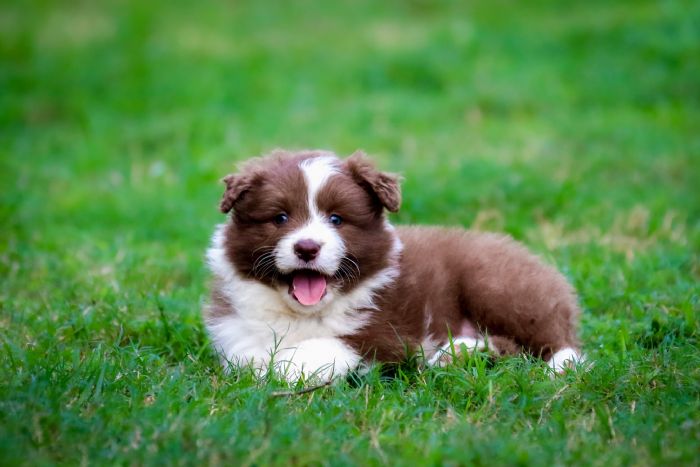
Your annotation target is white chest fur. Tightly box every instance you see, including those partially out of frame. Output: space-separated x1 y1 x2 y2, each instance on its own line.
204 224 400 380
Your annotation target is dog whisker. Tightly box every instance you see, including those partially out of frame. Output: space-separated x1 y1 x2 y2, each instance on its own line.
334 257 360 285
251 245 277 259
252 252 279 279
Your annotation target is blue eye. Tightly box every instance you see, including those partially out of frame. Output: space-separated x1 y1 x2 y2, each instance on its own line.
329 214 342 226
273 213 289 225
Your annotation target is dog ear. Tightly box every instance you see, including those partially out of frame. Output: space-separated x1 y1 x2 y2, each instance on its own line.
345 150 402 213
219 173 252 214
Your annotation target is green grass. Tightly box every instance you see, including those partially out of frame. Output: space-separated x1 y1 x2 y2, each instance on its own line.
2 0 699 464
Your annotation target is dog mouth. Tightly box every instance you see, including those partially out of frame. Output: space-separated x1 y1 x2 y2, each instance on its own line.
287 269 329 306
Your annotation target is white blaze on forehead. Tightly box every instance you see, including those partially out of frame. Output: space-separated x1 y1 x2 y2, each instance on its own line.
273 155 346 280
299 155 340 210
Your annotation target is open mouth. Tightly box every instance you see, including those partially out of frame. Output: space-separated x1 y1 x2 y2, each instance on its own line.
288 269 329 306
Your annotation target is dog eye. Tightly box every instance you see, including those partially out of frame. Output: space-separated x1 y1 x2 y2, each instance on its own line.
273 213 289 225
329 214 342 226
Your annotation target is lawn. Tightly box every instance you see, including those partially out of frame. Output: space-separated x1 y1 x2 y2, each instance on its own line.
1 0 699 464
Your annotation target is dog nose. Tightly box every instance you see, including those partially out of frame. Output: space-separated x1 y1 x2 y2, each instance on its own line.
294 239 321 262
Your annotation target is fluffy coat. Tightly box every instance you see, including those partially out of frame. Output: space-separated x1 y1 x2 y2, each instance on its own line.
204 149 582 380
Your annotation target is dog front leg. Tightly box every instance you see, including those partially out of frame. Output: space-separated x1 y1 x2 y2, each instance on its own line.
273 337 361 382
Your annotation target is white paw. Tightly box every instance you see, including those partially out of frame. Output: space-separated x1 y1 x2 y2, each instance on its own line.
273 337 361 382
427 336 498 367
547 347 584 373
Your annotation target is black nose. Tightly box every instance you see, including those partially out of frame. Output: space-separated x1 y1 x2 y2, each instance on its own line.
294 239 321 262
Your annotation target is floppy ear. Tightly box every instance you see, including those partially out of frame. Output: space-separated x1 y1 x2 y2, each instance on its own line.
219 173 252 214
345 150 402 213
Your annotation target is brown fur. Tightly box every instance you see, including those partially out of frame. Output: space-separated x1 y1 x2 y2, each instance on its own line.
342 227 579 362
345 151 402 213
316 160 396 292
221 150 320 287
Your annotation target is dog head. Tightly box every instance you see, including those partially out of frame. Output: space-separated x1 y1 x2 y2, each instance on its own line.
219 149 401 314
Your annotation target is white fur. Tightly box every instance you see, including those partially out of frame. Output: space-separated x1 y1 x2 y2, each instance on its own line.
300 155 339 199
274 337 361 381
547 347 581 373
427 336 498 366
205 223 402 381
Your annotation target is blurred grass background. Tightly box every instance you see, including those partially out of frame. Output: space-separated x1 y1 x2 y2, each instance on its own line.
1 0 699 464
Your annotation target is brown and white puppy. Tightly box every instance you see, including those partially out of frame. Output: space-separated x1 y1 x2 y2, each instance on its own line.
204 149 582 381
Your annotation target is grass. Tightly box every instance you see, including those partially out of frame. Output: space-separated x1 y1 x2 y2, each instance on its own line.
1 0 699 464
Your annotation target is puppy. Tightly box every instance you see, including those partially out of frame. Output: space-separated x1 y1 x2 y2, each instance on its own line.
204 149 582 381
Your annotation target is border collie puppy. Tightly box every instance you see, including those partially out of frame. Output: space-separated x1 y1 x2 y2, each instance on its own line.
204 149 582 381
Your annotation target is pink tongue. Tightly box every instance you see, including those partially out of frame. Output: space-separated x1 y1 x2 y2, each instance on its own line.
292 271 327 306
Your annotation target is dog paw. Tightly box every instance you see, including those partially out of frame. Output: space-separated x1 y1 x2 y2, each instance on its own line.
547 347 586 375
273 337 361 382
427 336 499 367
